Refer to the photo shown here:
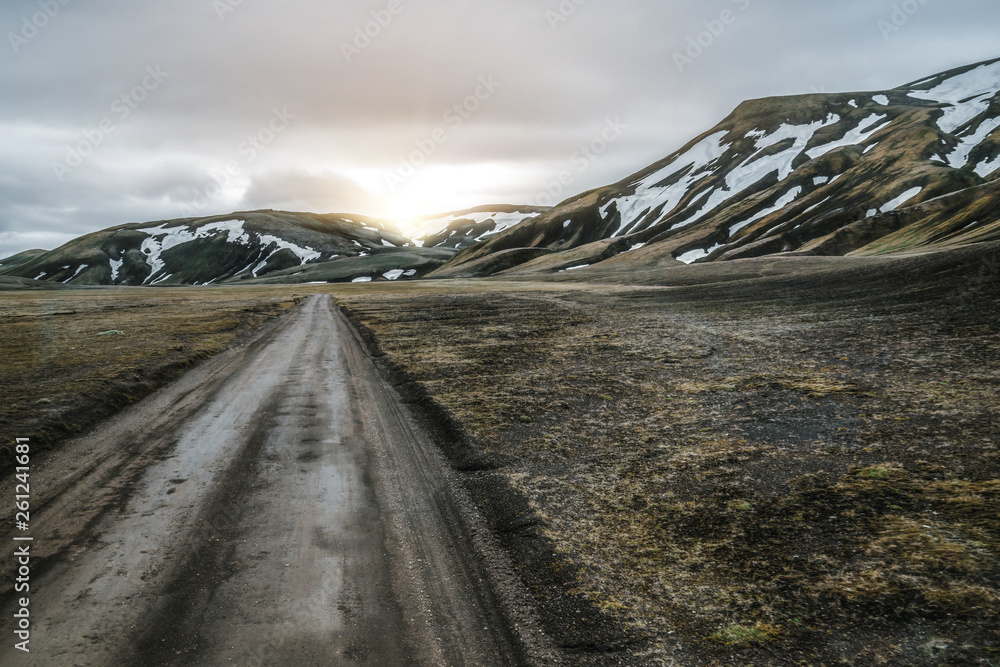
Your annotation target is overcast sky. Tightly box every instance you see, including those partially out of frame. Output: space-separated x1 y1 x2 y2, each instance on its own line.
1 0 998 257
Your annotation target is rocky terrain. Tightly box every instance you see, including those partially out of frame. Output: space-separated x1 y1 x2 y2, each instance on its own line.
338 240 1000 665
435 57 1000 278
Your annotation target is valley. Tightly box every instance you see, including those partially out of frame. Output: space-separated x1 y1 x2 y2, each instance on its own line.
1 240 997 665
1 55 999 666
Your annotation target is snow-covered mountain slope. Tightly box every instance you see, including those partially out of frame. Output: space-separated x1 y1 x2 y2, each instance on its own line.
435 57 1000 278
0 206 549 286
410 205 549 249
7 58 999 286
0 210 429 286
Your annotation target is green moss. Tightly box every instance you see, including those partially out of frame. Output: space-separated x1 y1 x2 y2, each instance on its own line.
332 274 1000 666
709 623 780 646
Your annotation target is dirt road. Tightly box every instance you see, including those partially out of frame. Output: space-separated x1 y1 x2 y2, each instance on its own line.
0 295 527 666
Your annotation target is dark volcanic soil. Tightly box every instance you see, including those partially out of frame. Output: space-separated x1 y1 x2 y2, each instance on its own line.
336 242 1000 666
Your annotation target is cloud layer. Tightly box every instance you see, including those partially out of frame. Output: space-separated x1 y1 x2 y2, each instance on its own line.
1 0 998 256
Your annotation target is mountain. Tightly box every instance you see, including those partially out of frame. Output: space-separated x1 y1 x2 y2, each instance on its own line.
410 205 549 250
6 58 999 286
0 206 546 286
432 57 1000 278
0 249 47 273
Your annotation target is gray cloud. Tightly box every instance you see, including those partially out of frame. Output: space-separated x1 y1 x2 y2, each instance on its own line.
1 0 998 256
239 168 378 214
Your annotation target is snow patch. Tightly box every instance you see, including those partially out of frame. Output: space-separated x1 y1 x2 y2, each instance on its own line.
728 186 803 237
805 114 890 160
256 235 321 263
561 264 590 272
873 94 890 106
383 269 405 281
813 176 830 185
673 115 841 229
249 235 322 277
602 131 729 236
945 117 1000 170
907 60 1000 133
138 220 252 283
938 96 993 134
411 211 540 241
63 265 87 283
676 244 723 264
109 259 123 282
803 196 832 215
975 156 999 178
351 277 372 283
880 186 924 212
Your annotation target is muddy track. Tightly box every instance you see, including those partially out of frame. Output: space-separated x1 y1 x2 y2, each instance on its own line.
0 295 542 666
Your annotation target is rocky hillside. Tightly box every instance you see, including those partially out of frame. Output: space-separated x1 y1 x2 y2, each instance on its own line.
0 206 545 286
6 58 998 286
410 205 548 250
433 57 1000 278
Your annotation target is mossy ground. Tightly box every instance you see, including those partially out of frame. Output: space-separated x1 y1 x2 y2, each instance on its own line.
334 251 1000 665
0 287 303 463
2 244 997 665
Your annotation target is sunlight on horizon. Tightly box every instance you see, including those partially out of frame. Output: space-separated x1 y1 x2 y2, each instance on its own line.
348 161 539 233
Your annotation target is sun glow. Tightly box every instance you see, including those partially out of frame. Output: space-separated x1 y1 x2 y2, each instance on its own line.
348 162 533 235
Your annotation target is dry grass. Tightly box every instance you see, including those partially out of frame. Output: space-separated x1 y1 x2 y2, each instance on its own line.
0 286 304 461
334 270 1000 665
2 253 997 665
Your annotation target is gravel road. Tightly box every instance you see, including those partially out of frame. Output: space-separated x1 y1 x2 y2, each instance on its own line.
0 294 527 666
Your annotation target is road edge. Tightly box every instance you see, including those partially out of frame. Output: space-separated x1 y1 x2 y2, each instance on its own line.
335 300 648 666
